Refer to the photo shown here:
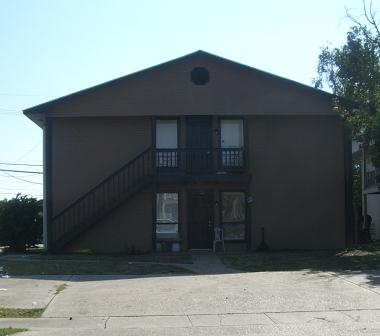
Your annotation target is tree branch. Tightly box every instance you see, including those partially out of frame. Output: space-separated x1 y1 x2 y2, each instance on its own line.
363 0 380 37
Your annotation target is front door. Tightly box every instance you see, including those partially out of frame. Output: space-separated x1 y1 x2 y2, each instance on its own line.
188 190 214 249
186 116 213 173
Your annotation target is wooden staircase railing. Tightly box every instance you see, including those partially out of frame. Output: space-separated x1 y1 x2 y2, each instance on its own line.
51 147 154 250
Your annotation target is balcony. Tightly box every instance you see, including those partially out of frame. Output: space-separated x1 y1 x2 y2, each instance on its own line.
155 148 249 183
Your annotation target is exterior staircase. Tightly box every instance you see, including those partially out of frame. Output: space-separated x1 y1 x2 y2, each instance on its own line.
49 146 247 251
50 147 154 251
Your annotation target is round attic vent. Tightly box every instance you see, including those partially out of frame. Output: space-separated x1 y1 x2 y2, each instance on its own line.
191 67 210 85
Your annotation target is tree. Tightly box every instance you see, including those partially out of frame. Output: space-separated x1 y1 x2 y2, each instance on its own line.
0 195 43 252
314 0 380 166
314 1 380 242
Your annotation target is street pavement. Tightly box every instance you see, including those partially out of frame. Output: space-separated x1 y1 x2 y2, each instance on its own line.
0 255 379 335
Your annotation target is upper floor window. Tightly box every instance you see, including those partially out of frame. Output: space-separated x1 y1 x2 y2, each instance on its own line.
156 120 178 149
220 119 244 167
156 119 178 168
220 119 244 148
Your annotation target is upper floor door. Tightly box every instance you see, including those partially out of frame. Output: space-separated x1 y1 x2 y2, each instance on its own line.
186 116 213 173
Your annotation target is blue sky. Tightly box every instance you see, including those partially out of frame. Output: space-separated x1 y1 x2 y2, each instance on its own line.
0 0 365 199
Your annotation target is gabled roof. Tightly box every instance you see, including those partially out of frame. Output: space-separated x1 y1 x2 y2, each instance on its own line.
24 50 347 126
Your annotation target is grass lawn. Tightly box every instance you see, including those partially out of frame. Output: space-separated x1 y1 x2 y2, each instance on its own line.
0 328 27 336
221 242 380 272
0 257 191 276
54 283 68 295
0 308 44 318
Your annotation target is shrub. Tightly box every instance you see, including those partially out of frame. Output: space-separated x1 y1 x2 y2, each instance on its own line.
0 194 42 252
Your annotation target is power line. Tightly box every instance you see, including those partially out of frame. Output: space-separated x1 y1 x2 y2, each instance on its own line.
0 176 42 181
5 173 41 178
0 162 42 167
0 174 41 179
0 192 43 197
1 171 43 185
13 141 42 162
0 169 42 174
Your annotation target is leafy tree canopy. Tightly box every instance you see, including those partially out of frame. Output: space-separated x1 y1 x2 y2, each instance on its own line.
315 0 380 166
0 194 42 252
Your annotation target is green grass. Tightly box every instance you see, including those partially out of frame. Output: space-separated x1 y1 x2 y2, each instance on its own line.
0 308 44 318
0 259 191 275
54 283 68 295
221 242 380 272
0 328 27 336
0 283 66 320
28 252 193 264
0 251 193 275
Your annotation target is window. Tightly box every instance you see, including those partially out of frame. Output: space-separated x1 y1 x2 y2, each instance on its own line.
156 120 178 168
220 119 244 167
156 120 178 148
222 191 246 240
156 193 179 239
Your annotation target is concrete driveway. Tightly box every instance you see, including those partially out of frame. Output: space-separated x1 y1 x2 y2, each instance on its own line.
0 258 380 335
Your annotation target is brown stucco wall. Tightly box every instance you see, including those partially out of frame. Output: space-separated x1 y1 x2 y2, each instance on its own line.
65 187 152 253
51 116 151 217
49 113 346 252
249 115 346 249
44 54 333 119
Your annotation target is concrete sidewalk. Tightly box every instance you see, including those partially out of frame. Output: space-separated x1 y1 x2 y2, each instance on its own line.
0 275 71 309
41 271 380 317
174 252 237 274
1 255 380 335
1 312 380 335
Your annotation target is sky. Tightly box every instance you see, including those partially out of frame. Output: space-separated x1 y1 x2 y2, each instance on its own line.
0 0 368 199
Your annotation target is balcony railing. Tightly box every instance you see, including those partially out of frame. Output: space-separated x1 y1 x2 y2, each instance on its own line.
365 168 380 189
155 148 246 173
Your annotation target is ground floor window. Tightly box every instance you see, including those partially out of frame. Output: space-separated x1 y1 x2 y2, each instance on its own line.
221 191 246 240
156 193 179 239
